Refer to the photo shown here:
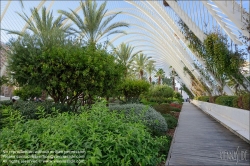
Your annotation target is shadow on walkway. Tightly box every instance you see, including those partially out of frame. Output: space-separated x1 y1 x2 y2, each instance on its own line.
166 102 250 165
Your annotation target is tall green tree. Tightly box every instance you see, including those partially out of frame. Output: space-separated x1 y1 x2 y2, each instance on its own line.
7 35 123 107
58 0 129 45
112 43 141 78
155 68 165 85
132 53 152 80
146 60 156 84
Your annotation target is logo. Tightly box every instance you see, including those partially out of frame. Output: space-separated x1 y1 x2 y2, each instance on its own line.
220 146 248 165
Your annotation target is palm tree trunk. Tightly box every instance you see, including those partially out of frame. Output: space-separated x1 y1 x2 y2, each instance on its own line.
140 70 143 79
158 76 161 85
149 76 152 84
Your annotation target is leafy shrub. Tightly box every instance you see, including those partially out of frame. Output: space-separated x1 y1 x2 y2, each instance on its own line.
170 107 181 112
197 96 210 102
119 79 150 103
0 100 13 108
109 104 168 136
162 114 178 129
12 100 72 120
153 103 171 114
209 95 220 103
0 107 23 129
242 93 250 110
140 98 158 106
170 103 182 109
232 96 240 108
215 96 239 107
143 85 174 104
13 85 42 100
0 102 168 166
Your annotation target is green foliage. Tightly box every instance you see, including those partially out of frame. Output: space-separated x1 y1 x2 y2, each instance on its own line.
215 96 239 107
143 85 174 104
119 79 150 103
0 76 8 86
152 103 171 114
242 93 250 110
7 36 124 106
13 85 42 100
170 107 181 112
161 114 178 129
0 106 24 129
58 0 129 45
0 102 168 166
155 68 165 85
181 83 194 99
0 100 13 107
232 97 239 108
12 101 72 120
196 96 210 102
109 104 168 136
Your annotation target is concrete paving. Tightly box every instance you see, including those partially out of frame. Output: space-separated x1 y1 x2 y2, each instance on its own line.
166 102 250 165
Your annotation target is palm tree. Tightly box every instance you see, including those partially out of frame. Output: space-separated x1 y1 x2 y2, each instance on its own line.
58 0 129 45
155 68 165 85
112 43 141 77
3 7 71 49
146 60 156 83
132 53 152 80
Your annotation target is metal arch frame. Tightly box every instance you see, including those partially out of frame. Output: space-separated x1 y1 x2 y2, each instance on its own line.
108 9 202 80
112 31 194 89
122 37 193 89
202 1 242 45
109 6 216 93
140 1 235 95
1 0 12 22
162 0 207 42
0 0 238 94
110 21 198 86
211 0 249 37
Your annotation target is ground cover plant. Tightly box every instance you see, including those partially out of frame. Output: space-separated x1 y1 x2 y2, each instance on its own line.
0 102 169 166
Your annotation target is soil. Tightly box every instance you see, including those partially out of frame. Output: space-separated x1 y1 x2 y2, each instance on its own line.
166 128 176 137
170 111 180 119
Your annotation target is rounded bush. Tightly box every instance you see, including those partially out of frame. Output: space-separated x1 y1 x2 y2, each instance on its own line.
197 96 210 102
0 102 168 166
242 93 250 110
109 104 168 136
215 96 238 107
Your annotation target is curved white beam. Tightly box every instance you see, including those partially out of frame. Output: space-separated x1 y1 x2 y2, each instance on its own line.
1 0 12 22
165 0 206 42
211 0 249 37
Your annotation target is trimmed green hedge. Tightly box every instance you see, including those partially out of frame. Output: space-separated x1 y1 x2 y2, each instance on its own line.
196 96 210 102
215 96 238 107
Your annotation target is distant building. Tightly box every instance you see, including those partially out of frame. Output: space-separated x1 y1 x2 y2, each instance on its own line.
0 42 13 97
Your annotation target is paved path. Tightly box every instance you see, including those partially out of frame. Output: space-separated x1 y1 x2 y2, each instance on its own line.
166 102 250 165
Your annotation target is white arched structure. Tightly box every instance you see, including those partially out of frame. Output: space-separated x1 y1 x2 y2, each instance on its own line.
1 0 249 95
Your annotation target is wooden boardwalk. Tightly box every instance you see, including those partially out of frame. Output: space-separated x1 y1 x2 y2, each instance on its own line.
166 102 250 165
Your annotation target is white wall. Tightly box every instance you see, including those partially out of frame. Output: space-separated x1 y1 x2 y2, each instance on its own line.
192 100 250 143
